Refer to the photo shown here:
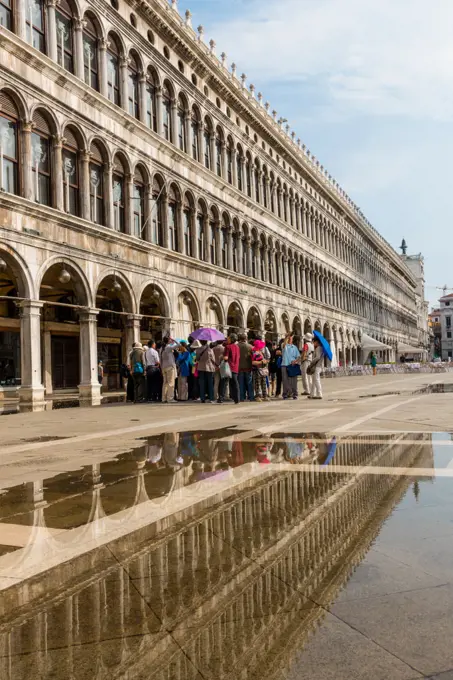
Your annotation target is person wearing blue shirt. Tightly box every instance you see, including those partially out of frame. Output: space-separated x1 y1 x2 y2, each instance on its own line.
176 342 191 401
281 334 301 399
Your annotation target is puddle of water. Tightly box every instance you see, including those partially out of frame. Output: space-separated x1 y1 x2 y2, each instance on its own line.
0 427 451 679
415 383 453 394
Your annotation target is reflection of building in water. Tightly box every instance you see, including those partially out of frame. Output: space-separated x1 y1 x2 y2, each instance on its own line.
0 432 432 679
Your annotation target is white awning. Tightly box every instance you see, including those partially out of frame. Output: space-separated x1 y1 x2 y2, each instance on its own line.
398 343 425 354
361 333 392 350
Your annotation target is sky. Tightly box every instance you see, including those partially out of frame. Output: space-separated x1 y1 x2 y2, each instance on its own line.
180 0 452 308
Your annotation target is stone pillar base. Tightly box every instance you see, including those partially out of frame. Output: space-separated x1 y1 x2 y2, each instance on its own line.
19 386 46 412
78 383 102 408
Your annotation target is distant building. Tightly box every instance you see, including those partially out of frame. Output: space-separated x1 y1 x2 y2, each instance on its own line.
399 250 430 355
438 294 453 360
428 308 441 358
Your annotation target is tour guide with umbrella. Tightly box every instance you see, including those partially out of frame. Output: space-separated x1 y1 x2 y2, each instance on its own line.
190 327 226 342
308 330 332 400
313 330 333 361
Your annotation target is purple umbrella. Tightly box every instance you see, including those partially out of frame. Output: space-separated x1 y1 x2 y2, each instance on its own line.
191 327 225 342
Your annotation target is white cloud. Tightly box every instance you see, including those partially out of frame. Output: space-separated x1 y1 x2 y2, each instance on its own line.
208 0 453 120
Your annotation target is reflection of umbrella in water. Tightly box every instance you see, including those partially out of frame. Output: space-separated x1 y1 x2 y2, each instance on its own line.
321 437 337 466
313 330 333 361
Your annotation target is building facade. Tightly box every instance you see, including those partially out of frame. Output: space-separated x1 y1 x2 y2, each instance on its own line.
428 308 441 358
0 0 420 410
399 252 429 355
437 294 453 360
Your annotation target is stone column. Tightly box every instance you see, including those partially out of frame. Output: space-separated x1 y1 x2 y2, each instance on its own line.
19 301 45 412
264 176 270 209
105 162 114 229
81 149 91 221
16 0 26 41
53 134 65 211
240 157 246 192
246 237 252 277
99 39 109 98
237 235 243 275
125 315 142 356
43 330 52 395
294 260 300 293
214 222 221 266
120 56 129 113
78 309 101 407
189 210 197 258
222 142 228 180
203 214 210 262
138 73 147 125
46 0 58 62
301 265 307 296
231 147 237 187
186 112 193 158
74 18 85 80
289 198 295 227
269 248 276 285
161 193 169 248
21 120 33 202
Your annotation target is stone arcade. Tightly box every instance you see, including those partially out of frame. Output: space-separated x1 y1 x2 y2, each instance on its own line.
0 0 420 410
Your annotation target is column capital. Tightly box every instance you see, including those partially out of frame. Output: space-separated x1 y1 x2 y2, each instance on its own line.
79 307 99 320
19 300 43 313
22 119 34 133
99 38 110 51
74 17 86 31
120 56 131 69
81 148 92 162
46 0 60 7
52 134 66 148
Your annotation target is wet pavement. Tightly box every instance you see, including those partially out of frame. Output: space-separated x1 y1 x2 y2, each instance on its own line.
0 427 453 679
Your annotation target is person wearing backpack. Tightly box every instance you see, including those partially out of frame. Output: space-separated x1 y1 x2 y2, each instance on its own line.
129 342 146 403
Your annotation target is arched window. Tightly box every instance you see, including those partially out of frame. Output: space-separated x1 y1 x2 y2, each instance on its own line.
56 0 74 73
254 161 260 203
283 185 288 222
270 174 275 213
177 95 186 152
204 118 212 170
191 107 200 162
260 240 266 280
251 235 257 278
245 154 252 197
209 208 217 264
232 227 239 271
167 185 179 252
0 92 19 195
26 0 45 53
62 127 80 215
151 176 164 246
162 83 173 143
183 194 193 257
133 166 145 237
83 14 99 91
268 248 273 284
0 0 12 30
215 127 223 177
112 155 125 232
146 69 157 132
236 146 243 192
276 180 282 218
107 34 121 106
197 203 205 260
242 232 248 275
89 141 104 225
221 216 228 268
226 137 233 185
262 168 268 208
31 109 51 206
127 52 140 119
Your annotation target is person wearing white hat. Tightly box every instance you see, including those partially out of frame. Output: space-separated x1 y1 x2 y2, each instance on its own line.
301 333 314 396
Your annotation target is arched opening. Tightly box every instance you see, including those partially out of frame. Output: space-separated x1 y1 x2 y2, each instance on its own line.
140 284 169 343
146 67 158 132
205 296 223 329
127 51 140 119
227 302 244 335
226 136 234 185
304 318 312 335
62 125 81 217
183 192 195 257
112 153 126 232
0 92 20 196
167 183 180 252
208 206 219 265
177 94 187 153
31 108 53 206
246 306 262 341
83 12 101 91
56 0 75 73
281 313 290 336
0 252 28 387
151 174 164 246
292 316 302 346
96 275 133 391
89 140 106 226
177 290 199 339
39 262 89 392
204 117 213 170
162 81 173 143
107 33 122 106
191 105 201 162
264 310 278 342
132 164 146 238
236 144 244 192
215 126 223 177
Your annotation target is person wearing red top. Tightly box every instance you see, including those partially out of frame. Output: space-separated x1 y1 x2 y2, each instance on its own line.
218 333 240 403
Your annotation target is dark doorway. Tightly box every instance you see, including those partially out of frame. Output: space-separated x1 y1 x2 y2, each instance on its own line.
51 336 79 389
97 342 121 391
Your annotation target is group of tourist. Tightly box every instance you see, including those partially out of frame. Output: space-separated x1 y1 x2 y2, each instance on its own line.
118 331 326 405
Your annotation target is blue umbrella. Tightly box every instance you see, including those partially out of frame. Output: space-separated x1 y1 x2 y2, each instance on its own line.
313 330 333 361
